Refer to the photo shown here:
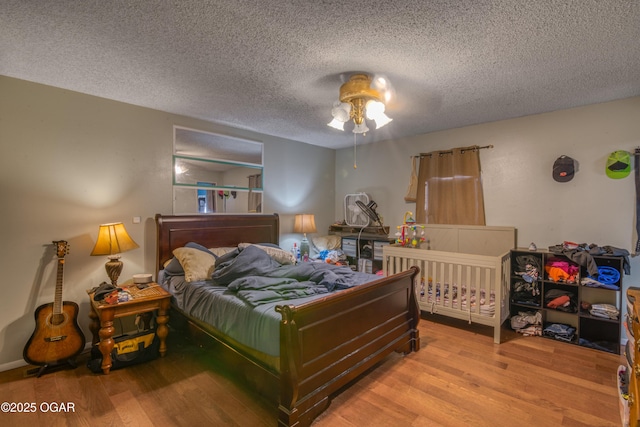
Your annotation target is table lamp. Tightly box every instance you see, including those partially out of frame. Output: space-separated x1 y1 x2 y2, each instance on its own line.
293 214 317 259
90 222 139 286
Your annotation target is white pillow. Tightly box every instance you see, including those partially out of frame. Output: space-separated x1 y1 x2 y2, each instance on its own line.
172 247 216 282
238 243 296 265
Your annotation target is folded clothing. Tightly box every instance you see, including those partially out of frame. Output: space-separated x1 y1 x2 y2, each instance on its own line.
511 280 540 305
544 257 579 283
589 303 619 320
547 294 570 308
510 311 542 337
543 323 576 342
544 288 577 312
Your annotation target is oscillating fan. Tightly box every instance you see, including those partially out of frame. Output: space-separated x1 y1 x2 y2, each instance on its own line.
344 193 370 226
355 200 384 229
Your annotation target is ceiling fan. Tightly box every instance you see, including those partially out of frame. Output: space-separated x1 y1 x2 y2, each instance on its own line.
327 73 394 134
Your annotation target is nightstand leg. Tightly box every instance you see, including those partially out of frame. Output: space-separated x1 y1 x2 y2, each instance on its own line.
88 305 100 345
156 299 170 357
98 308 115 374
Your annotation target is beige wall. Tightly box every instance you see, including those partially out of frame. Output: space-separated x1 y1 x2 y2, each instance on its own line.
0 76 335 369
335 95 640 317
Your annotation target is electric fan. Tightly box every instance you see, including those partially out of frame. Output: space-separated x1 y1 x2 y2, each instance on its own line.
344 193 370 226
355 200 384 229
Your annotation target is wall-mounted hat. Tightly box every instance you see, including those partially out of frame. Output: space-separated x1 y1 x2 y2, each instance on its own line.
606 150 631 179
553 155 575 182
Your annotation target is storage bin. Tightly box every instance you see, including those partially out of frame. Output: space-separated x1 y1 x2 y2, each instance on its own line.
342 238 357 257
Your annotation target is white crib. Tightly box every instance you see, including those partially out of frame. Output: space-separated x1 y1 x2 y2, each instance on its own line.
383 225 514 344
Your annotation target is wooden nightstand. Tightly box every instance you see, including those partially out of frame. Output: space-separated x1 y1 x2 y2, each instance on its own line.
87 283 170 374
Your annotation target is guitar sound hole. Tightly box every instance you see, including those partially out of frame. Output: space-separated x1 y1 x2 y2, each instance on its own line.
51 313 65 326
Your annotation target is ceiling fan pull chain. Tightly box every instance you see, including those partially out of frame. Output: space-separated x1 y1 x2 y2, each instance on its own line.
353 133 357 169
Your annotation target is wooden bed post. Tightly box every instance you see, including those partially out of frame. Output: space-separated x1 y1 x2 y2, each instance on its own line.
407 266 421 352
276 304 301 427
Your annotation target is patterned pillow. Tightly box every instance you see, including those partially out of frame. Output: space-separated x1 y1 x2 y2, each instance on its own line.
237 243 296 265
172 247 217 282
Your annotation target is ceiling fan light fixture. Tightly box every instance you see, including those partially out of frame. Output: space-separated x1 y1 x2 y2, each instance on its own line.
328 73 392 134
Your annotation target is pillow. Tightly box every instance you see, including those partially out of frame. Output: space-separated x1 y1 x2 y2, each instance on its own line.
311 235 342 251
238 243 296 265
163 242 217 276
172 247 217 282
208 247 237 257
163 257 185 276
184 242 217 257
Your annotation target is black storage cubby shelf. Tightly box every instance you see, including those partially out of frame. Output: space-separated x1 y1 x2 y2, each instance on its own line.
510 249 623 354
341 235 393 274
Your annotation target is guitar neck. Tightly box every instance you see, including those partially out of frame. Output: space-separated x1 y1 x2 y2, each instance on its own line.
52 240 68 316
53 258 64 315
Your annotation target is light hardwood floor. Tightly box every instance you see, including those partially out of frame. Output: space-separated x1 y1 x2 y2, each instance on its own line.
0 315 626 426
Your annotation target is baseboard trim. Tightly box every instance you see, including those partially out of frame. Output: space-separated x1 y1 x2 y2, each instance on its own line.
0 359 28 373
0 343 93 373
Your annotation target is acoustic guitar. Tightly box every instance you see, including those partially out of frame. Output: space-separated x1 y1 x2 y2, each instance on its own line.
23 241 85 373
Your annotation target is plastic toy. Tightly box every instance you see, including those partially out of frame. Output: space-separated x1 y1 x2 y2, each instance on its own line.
394 211 426 248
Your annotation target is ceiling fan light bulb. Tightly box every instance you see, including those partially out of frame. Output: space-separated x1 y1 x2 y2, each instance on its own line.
327 118 345 131
375 76 386 86
331 102 351 122
373 112 393 129
365 100 385 119
353 122 369 134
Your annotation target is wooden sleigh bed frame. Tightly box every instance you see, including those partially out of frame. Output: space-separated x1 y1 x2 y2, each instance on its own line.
155 213 420 427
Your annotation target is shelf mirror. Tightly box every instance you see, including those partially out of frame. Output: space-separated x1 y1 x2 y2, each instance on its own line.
173 126 263 214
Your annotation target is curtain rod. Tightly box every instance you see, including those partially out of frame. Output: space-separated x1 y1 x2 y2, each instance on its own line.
413 144 494 158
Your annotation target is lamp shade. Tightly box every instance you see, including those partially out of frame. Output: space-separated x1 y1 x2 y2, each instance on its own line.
90 222 139 256
293 214 317 234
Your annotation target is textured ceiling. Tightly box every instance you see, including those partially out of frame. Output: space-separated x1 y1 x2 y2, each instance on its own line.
2 0 640 149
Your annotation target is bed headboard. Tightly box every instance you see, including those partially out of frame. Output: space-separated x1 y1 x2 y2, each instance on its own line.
155 213 280 271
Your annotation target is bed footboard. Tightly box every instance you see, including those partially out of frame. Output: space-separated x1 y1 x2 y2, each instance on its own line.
275 266 420 427
384 246 510 344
